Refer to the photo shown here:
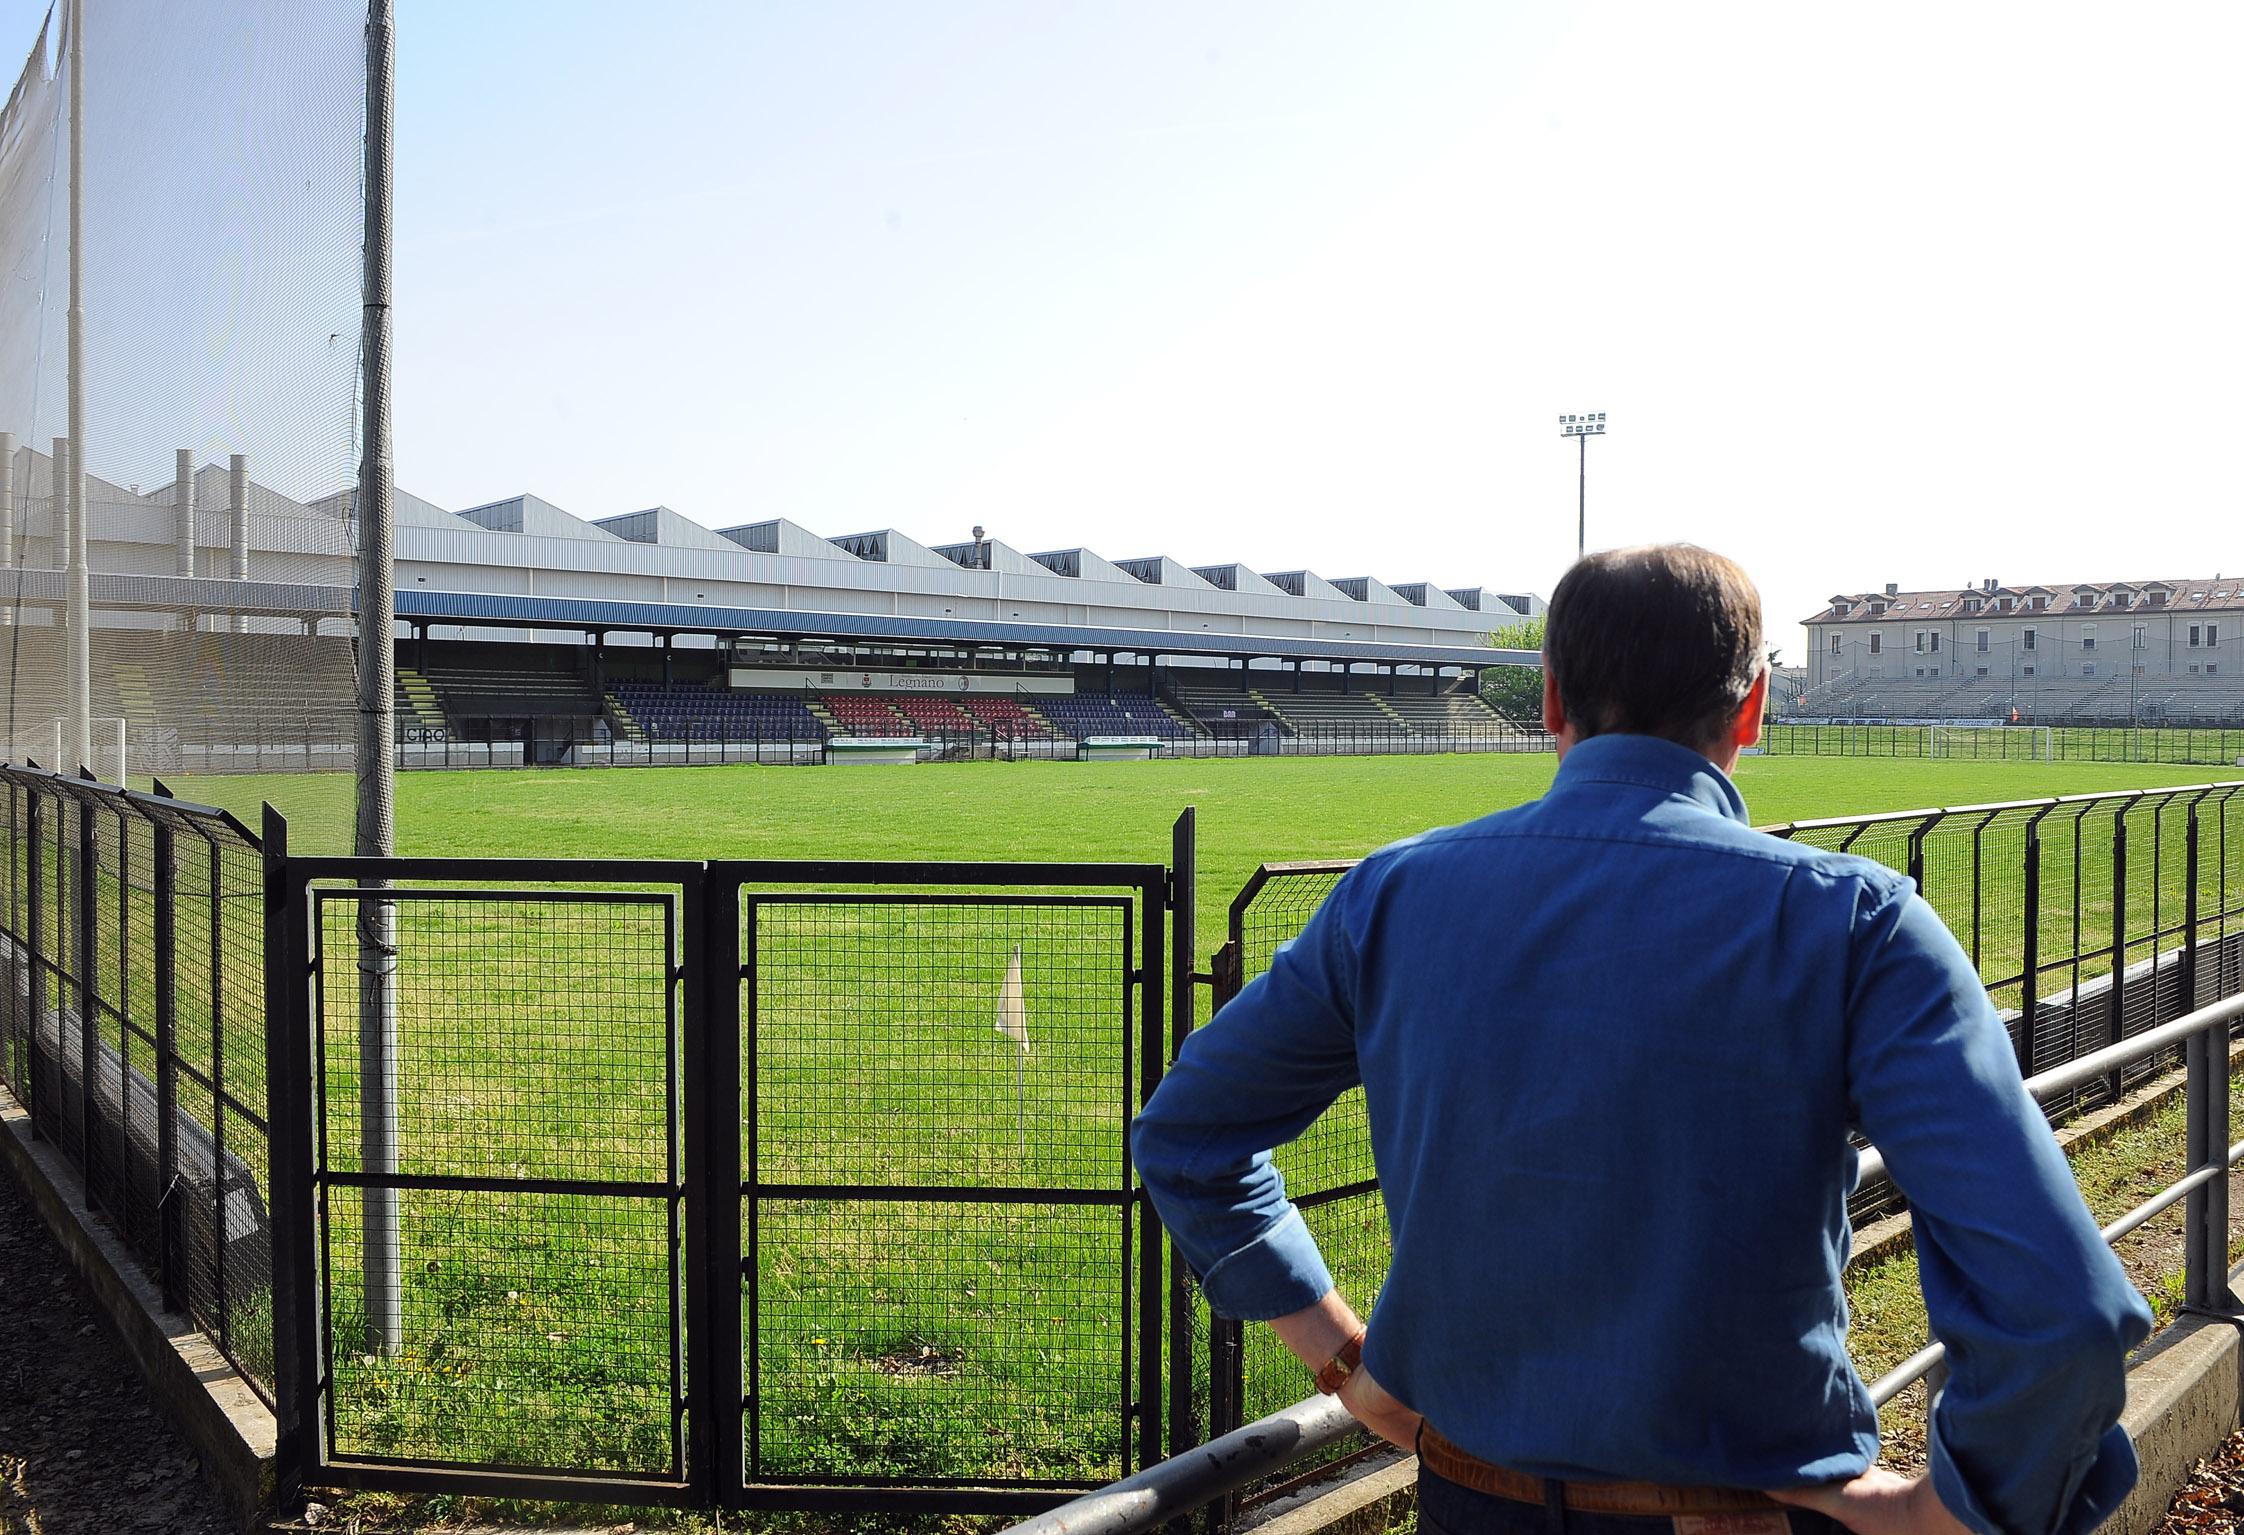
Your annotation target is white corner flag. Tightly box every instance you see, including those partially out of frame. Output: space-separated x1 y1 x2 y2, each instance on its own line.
996 942 1030 1055
997 942 1029 1150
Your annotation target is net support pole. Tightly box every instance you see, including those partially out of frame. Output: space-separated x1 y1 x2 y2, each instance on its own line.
1 430 15 629
48 437 65 571
353 0 402 1357
63 0 88 777
173 448 194 578
228 454 248 633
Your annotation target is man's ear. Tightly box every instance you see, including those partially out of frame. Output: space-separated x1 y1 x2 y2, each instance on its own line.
1731 668 1769 751
1543 667 1566 736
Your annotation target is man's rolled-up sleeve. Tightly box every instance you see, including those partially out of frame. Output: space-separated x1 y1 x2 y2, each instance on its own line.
1131 873 1367 1320
1847 883 2153 1535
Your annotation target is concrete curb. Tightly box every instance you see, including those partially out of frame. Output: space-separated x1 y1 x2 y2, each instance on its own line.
0 1088 277 1531
2109 1311 2241 1535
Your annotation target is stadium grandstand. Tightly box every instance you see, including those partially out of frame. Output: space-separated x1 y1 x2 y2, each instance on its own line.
1797 576 2244 726
0 447 1544 772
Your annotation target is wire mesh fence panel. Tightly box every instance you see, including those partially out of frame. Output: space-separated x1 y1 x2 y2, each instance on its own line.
0 765 273 1398
310 888 684 1481
744 893 1138 1489
0 1 366 781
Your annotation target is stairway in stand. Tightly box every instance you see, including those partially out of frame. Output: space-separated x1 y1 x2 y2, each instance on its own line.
395 667 447 733
604 694 645 743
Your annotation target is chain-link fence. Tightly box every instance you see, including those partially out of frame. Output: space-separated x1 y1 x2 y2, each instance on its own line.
1766 723 2244 765
0 761 273 1399
0 1 365 785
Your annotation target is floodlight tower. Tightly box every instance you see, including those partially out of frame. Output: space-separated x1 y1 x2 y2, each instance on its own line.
1559 412 1606 563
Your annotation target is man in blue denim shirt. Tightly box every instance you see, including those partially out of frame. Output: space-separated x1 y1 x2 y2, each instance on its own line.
1133 546 2150 1535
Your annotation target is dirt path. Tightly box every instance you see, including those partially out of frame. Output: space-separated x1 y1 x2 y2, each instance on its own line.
0 1169 238 1535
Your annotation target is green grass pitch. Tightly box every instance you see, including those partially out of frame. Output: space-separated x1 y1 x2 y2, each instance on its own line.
154 753 2234 1482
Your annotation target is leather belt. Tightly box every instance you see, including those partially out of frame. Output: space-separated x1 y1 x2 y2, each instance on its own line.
1417 1424 1786 1517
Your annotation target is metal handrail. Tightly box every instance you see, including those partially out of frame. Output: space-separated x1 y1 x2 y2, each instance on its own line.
1008 986 2244 1535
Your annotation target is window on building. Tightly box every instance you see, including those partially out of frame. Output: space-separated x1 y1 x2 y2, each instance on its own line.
2149 590 2167 606
2210 663 2221 675
1914 631 1925 654
2082 625 2097 651
2191 624 2203 646
1976 628 1990 652
2133 624 2148 651
2023 627 2038 651
2190 663 2201 675
2023 665 2036 677
1964 597 1982 614
2211 623 2222 646
1998 596 2014 612
1930 632 1942 653
2033 595 2048 610
2083 661 2097 676
2113 592 2132 609
1870 602 1886 617
1869 633 1882 655
1829 633 1842 655
1976 666 1989 676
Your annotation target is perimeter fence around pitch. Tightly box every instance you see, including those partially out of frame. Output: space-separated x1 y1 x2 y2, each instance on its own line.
0 762 275 1402
10 767 2242 1523
1766 722 2244 766
384 721 1557 771
1192 781 2244 1517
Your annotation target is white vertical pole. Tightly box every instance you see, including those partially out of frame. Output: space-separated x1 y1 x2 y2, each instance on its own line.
109 715 123 783
173 448 194 578
1 431 14 631
229 453 247 633
355 0 402 1357
63 0 89 777
49 437 66 570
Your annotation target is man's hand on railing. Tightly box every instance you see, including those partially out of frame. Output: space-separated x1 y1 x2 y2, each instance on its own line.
1270 1290 1423 1452
1770 1468 1973 1535
1337 1362 1422 1452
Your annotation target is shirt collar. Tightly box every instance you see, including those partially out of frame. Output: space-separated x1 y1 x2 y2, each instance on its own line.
1549 733 1751 825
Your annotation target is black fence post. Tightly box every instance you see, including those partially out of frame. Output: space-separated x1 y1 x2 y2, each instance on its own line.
261 803 318 1496
2107 805 2130 1103
77 783 98 1182
1166 809 1197 1463
2019 811 2045 1078
152 799 183 1311
23 785 41 1136
685 864 743 1505
1137 865 1167 1477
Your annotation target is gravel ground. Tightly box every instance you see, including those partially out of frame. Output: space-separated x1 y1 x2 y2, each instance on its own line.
2158 1427 2244 1532
0 1167 238 1535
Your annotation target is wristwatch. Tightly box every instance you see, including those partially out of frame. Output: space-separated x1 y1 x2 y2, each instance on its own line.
1315 1329 1367 1395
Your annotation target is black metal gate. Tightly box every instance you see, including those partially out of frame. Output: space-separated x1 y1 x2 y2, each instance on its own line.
267 839 1171 1515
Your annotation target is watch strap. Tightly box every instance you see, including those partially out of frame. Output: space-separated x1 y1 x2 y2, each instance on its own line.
1315 1329 1366 1395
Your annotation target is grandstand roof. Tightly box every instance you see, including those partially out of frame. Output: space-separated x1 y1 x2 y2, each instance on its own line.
1807 579 2244 624
389 588 1538 669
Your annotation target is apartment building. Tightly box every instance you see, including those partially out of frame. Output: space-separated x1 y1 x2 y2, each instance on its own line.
1804 577 2244 690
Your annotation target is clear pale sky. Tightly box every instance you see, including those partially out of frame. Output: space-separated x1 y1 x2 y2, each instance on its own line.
6 2 2239 655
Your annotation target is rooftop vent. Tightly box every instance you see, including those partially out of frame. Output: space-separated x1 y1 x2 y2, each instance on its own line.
1885 582 1899 596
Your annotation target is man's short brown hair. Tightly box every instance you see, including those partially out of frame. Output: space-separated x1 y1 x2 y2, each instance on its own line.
1542 544 1765 752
